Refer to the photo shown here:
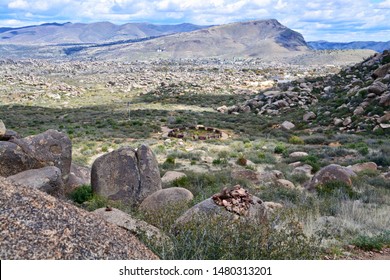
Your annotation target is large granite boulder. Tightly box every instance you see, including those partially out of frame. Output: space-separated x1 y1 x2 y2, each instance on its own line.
139 187 194 213
161 171 187 185
306 164 357 191
0 177 158 260
91 145 161 205
7 166 64 197
9 129 72 183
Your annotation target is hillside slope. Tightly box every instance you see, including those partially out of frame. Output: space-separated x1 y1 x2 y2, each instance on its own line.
81 19 309 60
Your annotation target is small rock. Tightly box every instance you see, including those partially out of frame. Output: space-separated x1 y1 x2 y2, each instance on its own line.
289 151 309 158
0 120 6 137
161 171 187 184
281 121 295 130
276 179 295 189
348 162 377 173
303 111 316 121
343 117 352 126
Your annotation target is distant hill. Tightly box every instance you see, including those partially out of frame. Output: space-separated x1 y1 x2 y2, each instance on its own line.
0 22 208 45
83 19 309 60
308 41 390 52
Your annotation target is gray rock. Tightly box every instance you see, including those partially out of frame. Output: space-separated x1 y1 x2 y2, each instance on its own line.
372 63 390 79
91 145 161 205
93 207 171 247
139 187 194 213
303 111 316 121
66 163 91 194
276 179 295 189
0 142 39 177
306 164 356 191
0 177 158 260
343 117 352 126
289 151 309 158
368 81 387 95
353 106 364 116
161 171 187 184
292 164 313 177
7 166 64 196
348 162 377 173
281 121 295 130
9 129 72 183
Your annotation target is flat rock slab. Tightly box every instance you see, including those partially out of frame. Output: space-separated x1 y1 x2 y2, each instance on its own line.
0 177 158 260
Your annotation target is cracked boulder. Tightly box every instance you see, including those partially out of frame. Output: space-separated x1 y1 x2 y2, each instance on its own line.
8 129 72 183
91 145 161 205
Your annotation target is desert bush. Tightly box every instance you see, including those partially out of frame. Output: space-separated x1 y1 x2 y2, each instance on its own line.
352 231 390 251
162 212 323 260
274 143 287 154
69 184 93 204
316 180 358 199
289 135 304 145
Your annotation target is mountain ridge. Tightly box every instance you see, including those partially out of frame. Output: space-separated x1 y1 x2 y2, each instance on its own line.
308 40 390 52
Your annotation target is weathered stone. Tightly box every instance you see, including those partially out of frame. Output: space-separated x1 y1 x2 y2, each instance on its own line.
334 118 343 126
161 171 187 184
368 81 387 95
9 129 72 183
66 163 91 194
7 166 64 196
306 164 357 191
93 207 171 247
0 177 158 260
276 179 295 189
377 112 390 124
0 142 40 177
343 117 352 126
91 145 161 205
303 111 316 121
379 93 390 106
353 106 364 116
292 164 313 177
139 187 193 213
281 121 295 130
372 63 390 79
289 151 309 158
217 105 228 113
231 169 260 183
348 162 377 173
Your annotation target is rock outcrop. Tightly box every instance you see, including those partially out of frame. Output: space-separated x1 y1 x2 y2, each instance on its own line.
91 145 161 205
0 177 158 260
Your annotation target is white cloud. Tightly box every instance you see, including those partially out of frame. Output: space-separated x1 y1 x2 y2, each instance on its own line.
1 0 390 41
8 0 29 9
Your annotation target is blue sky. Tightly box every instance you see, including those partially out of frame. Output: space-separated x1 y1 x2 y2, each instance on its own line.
1 0 390 41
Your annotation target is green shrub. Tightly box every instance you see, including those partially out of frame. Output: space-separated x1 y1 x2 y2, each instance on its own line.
302 155 321 173
236 154 247 166
163 212 323 260
352 231 390 251
69 184 93 204
289 135 304 145
274 143 287 154
316 180 357 199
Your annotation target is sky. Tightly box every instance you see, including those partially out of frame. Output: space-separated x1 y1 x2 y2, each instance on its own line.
1 0 390 42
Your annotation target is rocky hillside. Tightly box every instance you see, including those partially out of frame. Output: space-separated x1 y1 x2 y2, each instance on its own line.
85 19 309 60
0 22 207 45
220 50 390 134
